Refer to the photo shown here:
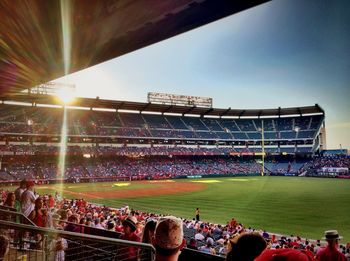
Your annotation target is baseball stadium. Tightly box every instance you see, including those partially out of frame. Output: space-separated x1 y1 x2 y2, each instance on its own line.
0 1 349 261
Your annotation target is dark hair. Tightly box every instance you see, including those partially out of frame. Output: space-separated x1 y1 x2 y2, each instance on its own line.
226 233 267 261
4 192 15 207
20 179 27 187
141 219 157 244
107 222 115 230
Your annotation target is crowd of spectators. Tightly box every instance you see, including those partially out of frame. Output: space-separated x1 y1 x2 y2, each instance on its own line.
303 156 350 178
1 156 262 182
311 156 350 169
0 144 257 156
0 181 349 261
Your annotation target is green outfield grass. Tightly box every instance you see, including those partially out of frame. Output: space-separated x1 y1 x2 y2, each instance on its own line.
4 176 350 241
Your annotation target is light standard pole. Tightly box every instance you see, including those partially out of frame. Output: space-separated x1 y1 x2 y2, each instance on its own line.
259 120 265 176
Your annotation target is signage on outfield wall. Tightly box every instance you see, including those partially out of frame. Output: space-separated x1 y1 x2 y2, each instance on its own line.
230 152 266 156
320 167 348 173
0 151 35 156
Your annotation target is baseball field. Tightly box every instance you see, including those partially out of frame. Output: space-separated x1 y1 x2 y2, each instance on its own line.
7 176 350 242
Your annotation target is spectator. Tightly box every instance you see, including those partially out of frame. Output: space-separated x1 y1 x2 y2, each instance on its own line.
29 197 48 227
195 228 205 241
21 181 37 217
141 219 157 244
199 237 216 255
94 218 104 229
48 195 55 209
152 216 186 261
4 192 15 208
316 230 346 261
14 179 26 211
106 221 115 231
49 231 68 261
120 216 140 261
187 238 197 250
226 233 267 261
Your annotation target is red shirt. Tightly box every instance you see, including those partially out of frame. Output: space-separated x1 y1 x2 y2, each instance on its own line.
317 245 346 261
49 197 55 208
120 232 140 261
256 249 315 261
33 211 46 227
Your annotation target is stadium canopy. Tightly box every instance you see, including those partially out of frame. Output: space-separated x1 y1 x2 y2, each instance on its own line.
0 0 269 95
0 94 324 118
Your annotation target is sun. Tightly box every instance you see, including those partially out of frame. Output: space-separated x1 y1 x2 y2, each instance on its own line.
56 87 75 104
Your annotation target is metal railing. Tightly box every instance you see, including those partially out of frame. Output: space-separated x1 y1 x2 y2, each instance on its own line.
0 208 36 226
0 220 155 261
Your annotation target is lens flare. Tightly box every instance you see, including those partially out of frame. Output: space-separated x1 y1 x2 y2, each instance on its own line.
57 87 75 104
60 0 71 75
57 0 72 192
58 107 68 180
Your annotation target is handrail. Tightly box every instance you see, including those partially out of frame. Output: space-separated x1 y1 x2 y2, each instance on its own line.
0 208 36 226
0 220 156 250
0 204 17 212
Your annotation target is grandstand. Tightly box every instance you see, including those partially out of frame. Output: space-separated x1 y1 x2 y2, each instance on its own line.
0 94 340 185
0 94 325 155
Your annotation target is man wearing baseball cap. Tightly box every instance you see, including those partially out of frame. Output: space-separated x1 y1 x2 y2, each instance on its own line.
316 230 346 261
119 216 140 261
152 216 186 261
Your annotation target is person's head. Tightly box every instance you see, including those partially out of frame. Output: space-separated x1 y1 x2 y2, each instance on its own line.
0 235 9 259
324 230 342 248
152 216 186 259
107 222 115 230
86 217 92 226
20 179 27 189
4 192 15 207
26 180 35 190
35 197 43 210
68 215 78 224
142 219 157 244
188 238 197 248
79 217 86 225
122 216 137 235
226 233 267 261
206 237 214 247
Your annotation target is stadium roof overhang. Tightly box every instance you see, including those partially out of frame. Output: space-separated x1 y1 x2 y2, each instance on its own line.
0 94 325 118
0 0 269 95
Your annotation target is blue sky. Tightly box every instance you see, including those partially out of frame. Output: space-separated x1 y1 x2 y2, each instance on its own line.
57 0 350 149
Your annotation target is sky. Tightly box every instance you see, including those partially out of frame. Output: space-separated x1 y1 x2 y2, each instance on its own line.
56 0 350 149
